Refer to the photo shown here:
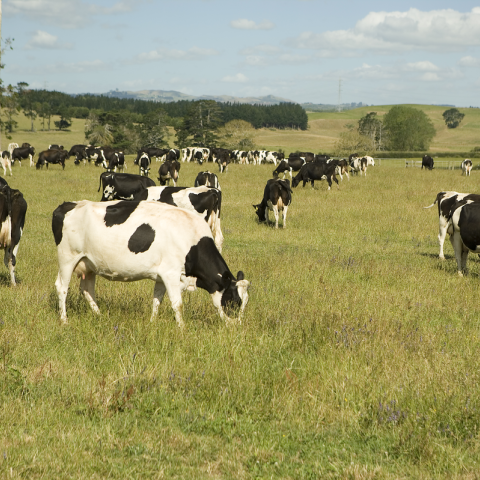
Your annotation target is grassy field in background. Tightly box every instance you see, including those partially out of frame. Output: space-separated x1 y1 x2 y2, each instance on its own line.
3 104 480 157
2 157 480 477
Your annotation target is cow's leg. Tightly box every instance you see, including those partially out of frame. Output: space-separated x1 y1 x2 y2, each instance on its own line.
452 232 466 276
29 155 33 167
151 281 167 323
7 161 12 176
4 249 15 286
282 206 288 228
461 245 469 274
439 218 448 260
55 263 76 323
273 205 279 229
79 272 100 315
163 280 185 329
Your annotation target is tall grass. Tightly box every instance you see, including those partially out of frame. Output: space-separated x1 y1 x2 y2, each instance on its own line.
1 158 480 477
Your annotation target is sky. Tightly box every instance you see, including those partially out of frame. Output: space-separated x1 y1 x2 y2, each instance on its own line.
2 0 480 106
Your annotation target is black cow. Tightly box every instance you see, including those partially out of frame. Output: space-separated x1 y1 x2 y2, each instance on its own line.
0 184 27 285
253 178 292 229
36 149 69 170
12 146 35 167
292 161 339 190
49 144 64 150
98 172 156 201
212 148 230 172
135 147 170 165
0 176 8 187
273 157 306 179
290 151 315 163
195 171 221 190
165 149 180 161
85 146 102 164
422 155 434 170
69 144 88 165
158 159 180 186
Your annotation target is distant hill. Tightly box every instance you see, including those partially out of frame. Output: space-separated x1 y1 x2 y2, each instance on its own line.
103 89 293 105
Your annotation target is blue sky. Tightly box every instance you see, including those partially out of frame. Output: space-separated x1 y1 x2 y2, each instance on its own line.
2 0 480 106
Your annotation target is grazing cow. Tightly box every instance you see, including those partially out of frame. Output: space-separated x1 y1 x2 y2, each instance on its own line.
364 156 375 166
85 146 103 164
290 151 315 163
422 155 434 170
12 146 35 167
191 148 209 164
181 148 193 163
52 200 249 326
231 150 248 164
8 143 19 156
258 150 283 166
69 144 88 165
253 178 292 229
350 157 368 176
98 172 156 201
292 161 339 190
165 149 180 162
273 157 305 179
36 149 69 170
195 171 221 190
424 191 480 259
448 201 480 276
330 158 350 181
139 152 151 177
158 159 180 186
212 148 230 172
142 186 223 252
462 159 473 176
49 144 64 150
135 147 169 165
1 151 13 176
0 184 27 286
349 152 359 162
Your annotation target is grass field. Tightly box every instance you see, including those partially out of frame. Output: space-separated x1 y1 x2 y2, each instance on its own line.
2 155 480 478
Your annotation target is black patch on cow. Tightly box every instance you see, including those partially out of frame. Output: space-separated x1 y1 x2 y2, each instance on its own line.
458 204 480 251
128 223 155 254
104 201 139 227
52 202 77 245
158 187 187 206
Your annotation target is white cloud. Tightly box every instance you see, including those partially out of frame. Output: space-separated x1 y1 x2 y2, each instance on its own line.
231 19 274 30
403 61 439 72
420 72 441 81
458 56 480 67
289 8 480 55
25 30 72 50
133 47 218 64
240 44 281 55
5 0 141 29
222 73 248 83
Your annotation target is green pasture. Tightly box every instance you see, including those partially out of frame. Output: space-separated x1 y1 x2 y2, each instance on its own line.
2 157 480 478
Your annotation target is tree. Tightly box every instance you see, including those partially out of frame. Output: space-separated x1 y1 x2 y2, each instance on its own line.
85 113 114 145
382 106 436 151
175 100 222 148
333 130 375 156
217 119 256 150
137 108 169 148
54 104 72 130
358 112 383 150
443 108 465 129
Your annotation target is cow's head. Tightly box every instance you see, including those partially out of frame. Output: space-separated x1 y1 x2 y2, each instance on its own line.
252 203 266 222
291 175 301 188
220 271 250 317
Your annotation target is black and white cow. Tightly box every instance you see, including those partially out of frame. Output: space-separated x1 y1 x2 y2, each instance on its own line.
330 158 350 181
422 155 434 170
69 144 88 165
181 148 193 163
141 186 223 252
253 178 292 229
165 149 180 162
12 146 35 167
231 150 248 164
98 172 156 201
85 146 102 164
350 157 368 176
461 159 473 176
258 150 283 166
290 151 315 163
36 149 69 169
139 152 151 177
292 161 339 190
424 191 480 259
212 148 230 172
1 151 12 176
191 148 209 164
49 144 64 150
8 143 19 156
158 159 180 186
135 147 169 165
52 200 249 326
195 171 221 190
0 184 27 286
447 201 480 276
272 157 306 179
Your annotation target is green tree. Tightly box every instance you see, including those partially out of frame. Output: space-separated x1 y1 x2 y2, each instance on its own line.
85 113 113 145
333 130 375 156
1 84 20 134
442 108 465 129
217 119 256 150
358 112 383 150
175 100 222 148
137 108 169 148
382 106 436 151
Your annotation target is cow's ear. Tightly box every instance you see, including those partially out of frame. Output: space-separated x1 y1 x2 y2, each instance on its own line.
252 204 258 210
236 271 244 281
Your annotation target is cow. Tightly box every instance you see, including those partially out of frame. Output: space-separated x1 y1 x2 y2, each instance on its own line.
158 159 180 186
290 151 315 163
181 148 193 163
98 172 156 201
423 191 480 260
364 156 375 166
8 143 19 156
447 201 480 276
0 176 8 188
1 151 13 176
462 159 473 176
195 171 221 190
165 149 180 162
0 184 27 286
94 147 118 169
292 161 339 190
12 146 35 167
273 157 305 179
139 152 151 177
36 149 69 170
258 150 283 166
231 150 248 164
52 200 249 326
191 148 209 164
422 155 434 170
49 144 64 150
253 178 292 229
211 148 230 172
350 157 368 176
330 158 350 181
85 146 102 164
135 148 169 165
141 186 223 252
69 144 88 165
